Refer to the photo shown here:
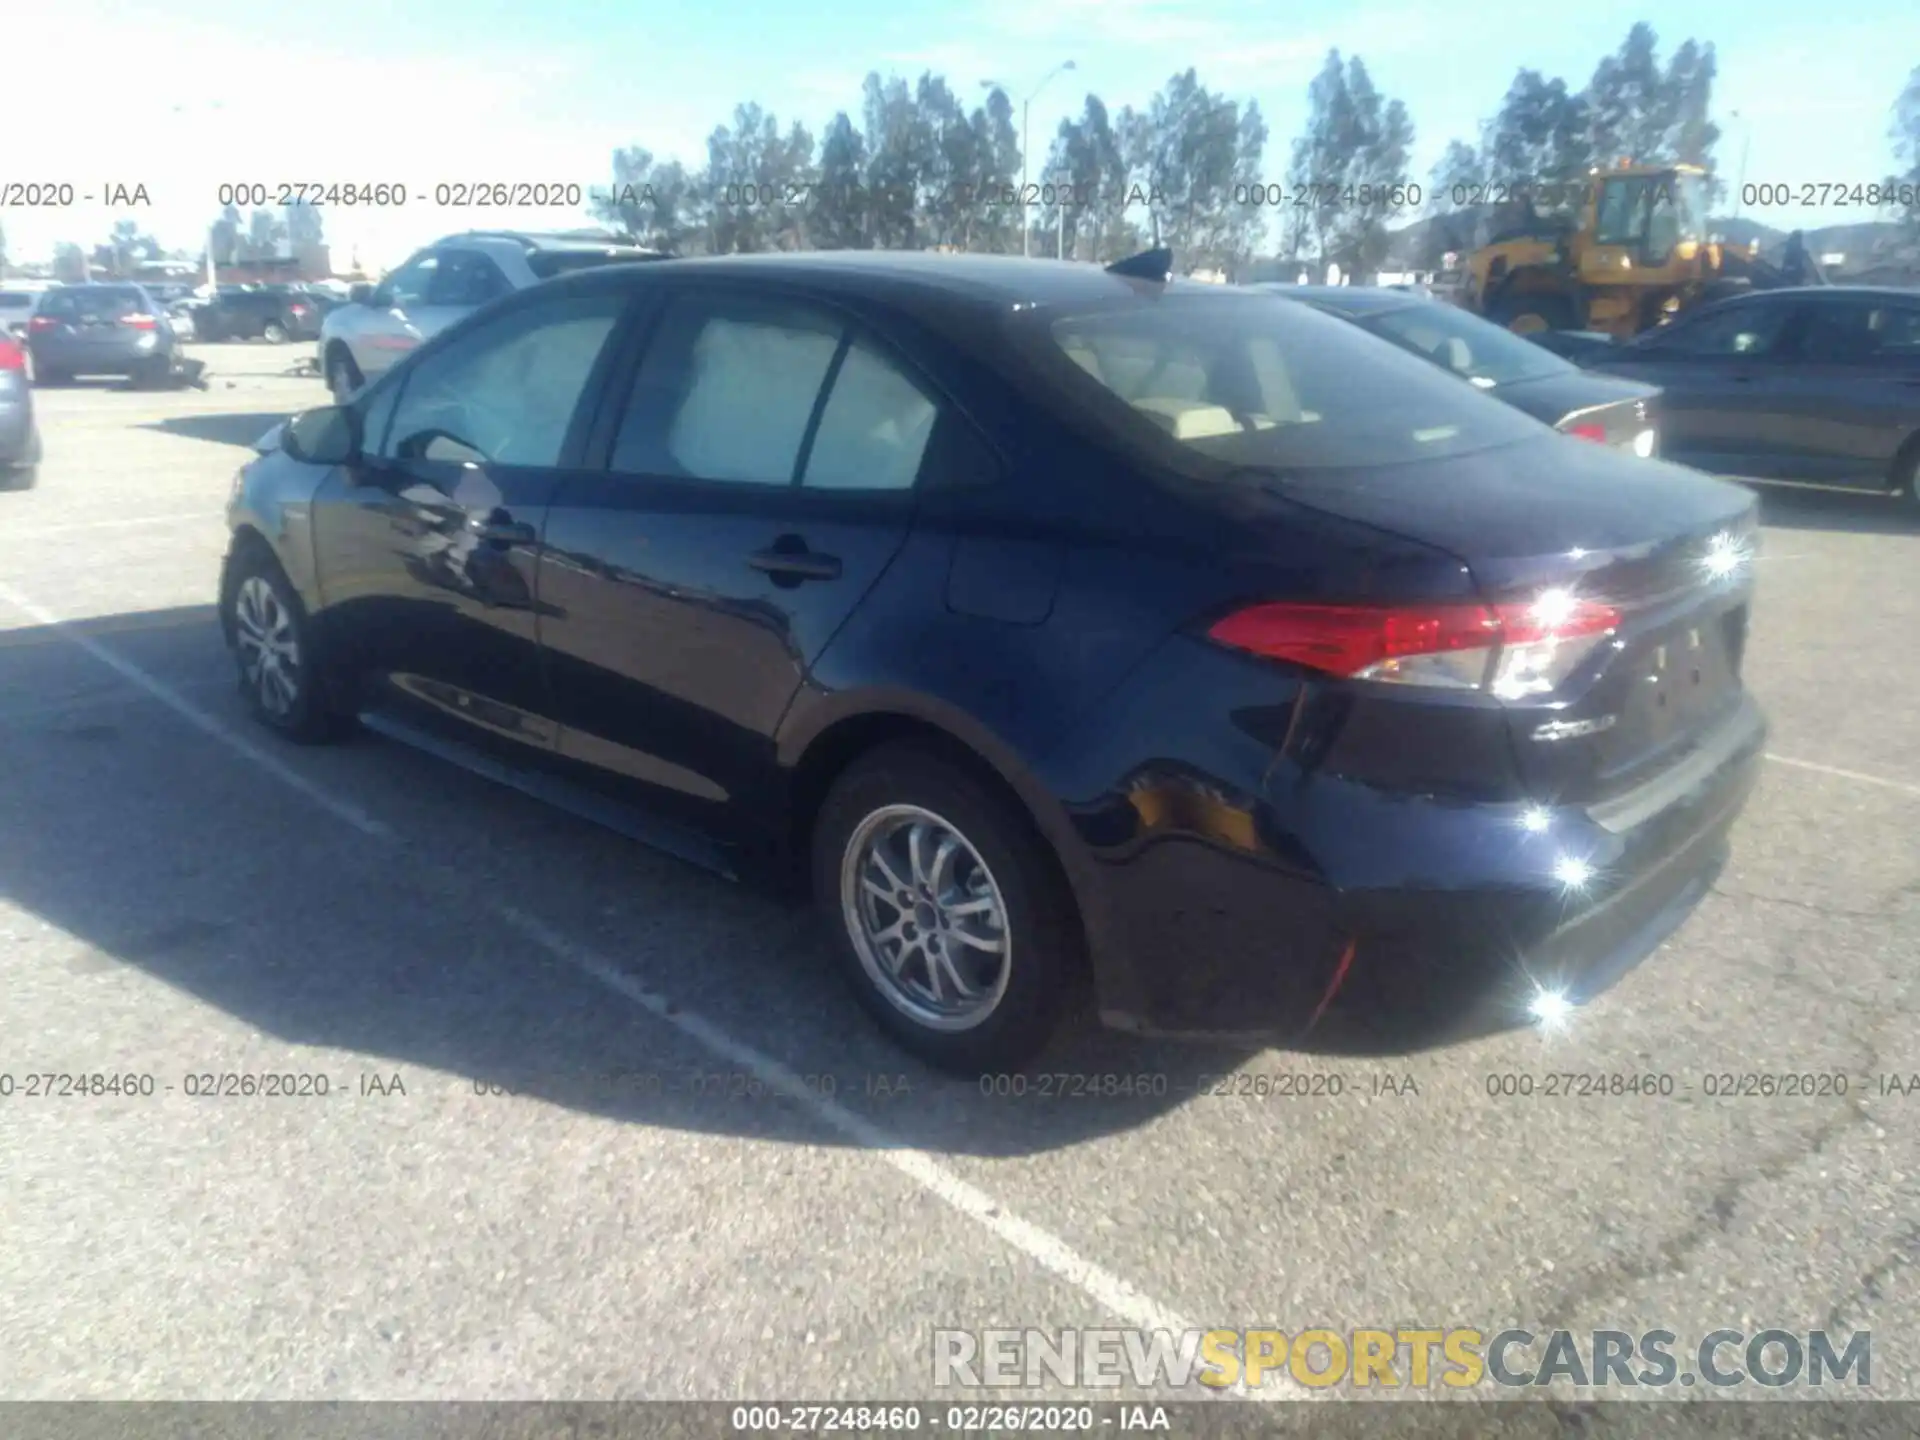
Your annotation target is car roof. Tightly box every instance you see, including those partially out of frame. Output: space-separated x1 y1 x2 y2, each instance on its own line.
1718 284 1920 305
437 230 667 258
571 250 1238 314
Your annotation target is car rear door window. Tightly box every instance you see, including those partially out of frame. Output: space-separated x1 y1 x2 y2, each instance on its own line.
801 335 940 491
379 292 624 467
610 295 844 484
1798 301 1920 364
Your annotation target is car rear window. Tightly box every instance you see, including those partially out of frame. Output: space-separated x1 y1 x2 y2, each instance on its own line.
1353 300 1573 388
1012 292 1544 474
42 287 147 319
0 293 36 311
526 250 658 280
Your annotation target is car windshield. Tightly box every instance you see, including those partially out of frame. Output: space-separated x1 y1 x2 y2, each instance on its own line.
1012 292 1544 474
1352 300 1574 389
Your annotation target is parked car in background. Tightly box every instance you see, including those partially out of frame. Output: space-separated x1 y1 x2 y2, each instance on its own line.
225 248 1765 1072
0 332 40 487
1 288 47 339
1579 287 1920 509
194 284 326 343
317 231 669 402
1259 285 1662 456
26 284 189 386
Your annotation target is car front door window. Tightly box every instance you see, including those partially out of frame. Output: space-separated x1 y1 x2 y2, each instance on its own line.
380 255 438 310
428 252 511 309
380 293 625 469
1644 303 1793 358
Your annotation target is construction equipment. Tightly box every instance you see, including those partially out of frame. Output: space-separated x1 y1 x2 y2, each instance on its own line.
1458 161 1822 340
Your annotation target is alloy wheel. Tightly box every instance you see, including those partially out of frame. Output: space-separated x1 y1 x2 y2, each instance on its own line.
840 804 1012 1031
233 575 302 719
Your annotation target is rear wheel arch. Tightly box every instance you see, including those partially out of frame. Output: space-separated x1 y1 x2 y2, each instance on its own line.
1889 428 1920 508
784 707 1092 977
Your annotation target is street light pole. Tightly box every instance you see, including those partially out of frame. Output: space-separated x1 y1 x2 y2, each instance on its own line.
1020 98 1031 258
1729 110 1752 219
984 61 1076 258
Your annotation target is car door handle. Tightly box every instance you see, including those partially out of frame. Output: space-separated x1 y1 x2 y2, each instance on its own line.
747 542 842 582
468 517 536 545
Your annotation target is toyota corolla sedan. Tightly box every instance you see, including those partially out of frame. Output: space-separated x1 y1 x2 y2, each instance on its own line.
220 249 1766 1073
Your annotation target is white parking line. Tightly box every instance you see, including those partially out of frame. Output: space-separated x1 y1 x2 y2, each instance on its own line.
0 512 224 539
0 581 392 840
0 579 1217 1373
1765 753 1920 800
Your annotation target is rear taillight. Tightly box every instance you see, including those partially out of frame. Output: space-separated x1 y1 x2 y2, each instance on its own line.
1565 422 1608 443
1207 593 1621 697
27 315 58 333
0 338 24 371
120 314 158 330
290 303 309 315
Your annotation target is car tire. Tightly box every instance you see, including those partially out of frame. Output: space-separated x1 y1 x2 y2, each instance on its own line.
221 547 350 744
263 321 288 344
326 348 364 405
0 465 35 491
812 741 1079 1075
1895 441 1920 517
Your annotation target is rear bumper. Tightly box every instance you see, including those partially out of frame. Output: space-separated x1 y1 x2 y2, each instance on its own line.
1057 668 1766 1049
30 338 170 375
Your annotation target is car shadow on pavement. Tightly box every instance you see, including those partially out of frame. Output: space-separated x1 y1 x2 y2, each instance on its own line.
140 412 295 449
0 604 1371 1158
1755 485 1920 536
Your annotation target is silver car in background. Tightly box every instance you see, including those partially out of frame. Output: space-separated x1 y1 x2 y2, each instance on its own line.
317 231 667 402
0 288 48 340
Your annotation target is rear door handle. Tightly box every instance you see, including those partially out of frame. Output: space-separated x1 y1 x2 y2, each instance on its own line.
468 517 536 546
748 544 842 582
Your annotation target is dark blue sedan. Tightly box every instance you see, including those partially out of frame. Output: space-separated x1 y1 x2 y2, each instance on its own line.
219 249 1766 1072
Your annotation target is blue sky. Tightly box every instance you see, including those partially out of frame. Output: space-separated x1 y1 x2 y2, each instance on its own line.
4 0 1915 269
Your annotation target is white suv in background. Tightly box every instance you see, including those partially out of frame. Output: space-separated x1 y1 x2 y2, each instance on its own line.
317 231 667 402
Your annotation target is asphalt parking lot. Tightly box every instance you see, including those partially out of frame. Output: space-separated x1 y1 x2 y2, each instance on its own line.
0 342 1915 1417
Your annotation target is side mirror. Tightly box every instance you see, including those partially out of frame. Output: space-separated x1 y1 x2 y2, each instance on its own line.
282 405 361 467
348 283 376 306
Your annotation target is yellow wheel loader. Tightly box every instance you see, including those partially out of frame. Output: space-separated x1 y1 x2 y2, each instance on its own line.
1459 162 1821 340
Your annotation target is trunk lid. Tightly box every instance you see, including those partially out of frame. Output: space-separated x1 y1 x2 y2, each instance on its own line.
1260 433 1759 806
1495 371 1661 453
